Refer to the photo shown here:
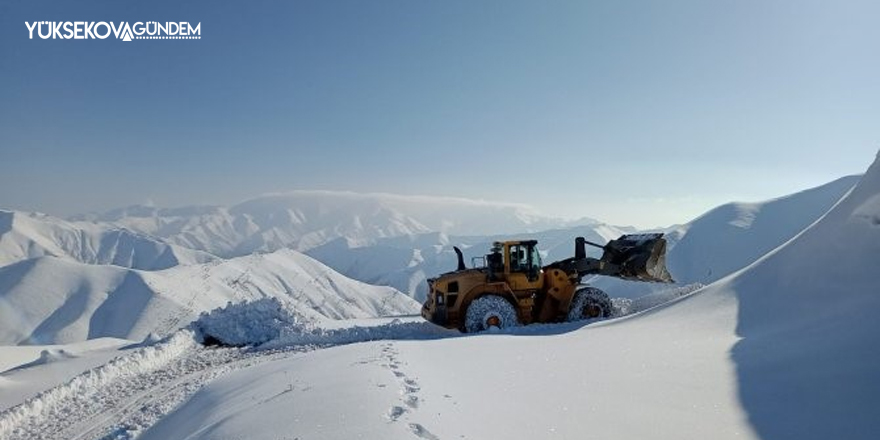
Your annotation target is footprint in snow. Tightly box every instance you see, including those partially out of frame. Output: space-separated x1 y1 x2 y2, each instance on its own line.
404 394 420 409
388 406 407 422
409 423 441 440
403 379 420 393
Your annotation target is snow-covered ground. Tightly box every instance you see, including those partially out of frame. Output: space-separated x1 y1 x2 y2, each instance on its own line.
13 153 869 440
0 338 132 411
0 279 705 440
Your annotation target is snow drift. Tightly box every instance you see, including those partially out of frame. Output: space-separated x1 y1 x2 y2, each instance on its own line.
666 175 858 284
724 155 880 439
588 175 856 298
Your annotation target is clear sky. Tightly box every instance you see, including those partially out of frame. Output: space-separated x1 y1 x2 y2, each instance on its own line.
1 0 878 228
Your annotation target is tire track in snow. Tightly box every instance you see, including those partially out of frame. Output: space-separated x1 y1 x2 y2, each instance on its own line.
0 332 308 440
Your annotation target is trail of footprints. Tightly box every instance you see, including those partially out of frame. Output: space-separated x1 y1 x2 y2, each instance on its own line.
380 343 440 440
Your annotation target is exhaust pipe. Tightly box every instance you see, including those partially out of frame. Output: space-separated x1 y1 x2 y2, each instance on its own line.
453 246 466 271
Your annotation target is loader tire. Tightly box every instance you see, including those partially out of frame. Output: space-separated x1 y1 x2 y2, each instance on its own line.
464 295 519 333
567 287 612 322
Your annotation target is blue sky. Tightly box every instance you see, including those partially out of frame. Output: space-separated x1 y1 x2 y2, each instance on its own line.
1 0 878 228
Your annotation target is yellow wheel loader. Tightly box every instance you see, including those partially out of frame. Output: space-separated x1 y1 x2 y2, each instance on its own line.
421 234 674 332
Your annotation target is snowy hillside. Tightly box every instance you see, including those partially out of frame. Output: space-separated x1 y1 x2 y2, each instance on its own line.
667 175 859 284
72 191 587 257
587 175 857 298
0 210 216 270
0 249 419 345
132 154 880 440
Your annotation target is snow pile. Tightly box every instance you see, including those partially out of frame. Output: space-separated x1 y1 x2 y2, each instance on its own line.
0 331 195 439
192 297 454 348
194 298 300 346
269 319 456 349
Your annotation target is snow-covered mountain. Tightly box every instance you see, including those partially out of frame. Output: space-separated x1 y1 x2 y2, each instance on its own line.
134 154 880 440
0 210 216 270
0 249 419 345
71 191 587 257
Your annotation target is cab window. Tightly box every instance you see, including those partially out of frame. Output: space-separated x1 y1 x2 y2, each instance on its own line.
509 243 541 274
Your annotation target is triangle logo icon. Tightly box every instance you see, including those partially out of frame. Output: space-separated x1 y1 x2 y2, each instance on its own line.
121 27 133 42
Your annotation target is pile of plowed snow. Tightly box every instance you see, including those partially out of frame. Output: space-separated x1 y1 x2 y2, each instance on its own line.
194 298 299 346
195 298 455 348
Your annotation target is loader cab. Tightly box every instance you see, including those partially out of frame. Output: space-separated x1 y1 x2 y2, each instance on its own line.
498 240 543 290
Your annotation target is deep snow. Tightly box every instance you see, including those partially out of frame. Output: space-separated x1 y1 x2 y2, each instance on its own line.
135 154 880 440
1 158 876 440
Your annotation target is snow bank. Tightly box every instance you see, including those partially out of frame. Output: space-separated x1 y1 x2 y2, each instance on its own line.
0 331 196 438
266 319 455 349
194 298 299 346
193 297 454 348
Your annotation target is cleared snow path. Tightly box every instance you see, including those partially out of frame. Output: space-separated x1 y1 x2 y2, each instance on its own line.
0 332 310 440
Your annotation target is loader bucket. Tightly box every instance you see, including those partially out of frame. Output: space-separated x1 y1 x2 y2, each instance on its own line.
600 233 674 283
